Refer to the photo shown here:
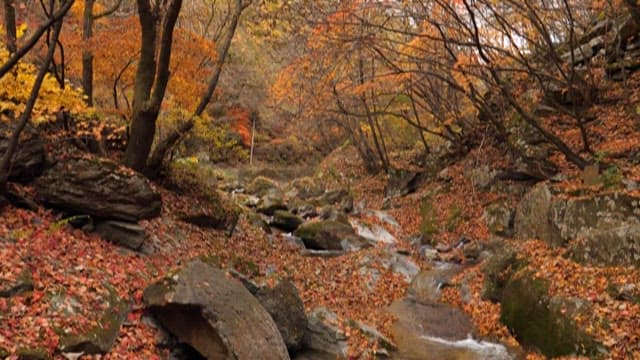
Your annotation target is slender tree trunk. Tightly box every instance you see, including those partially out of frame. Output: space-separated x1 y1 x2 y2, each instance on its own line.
3 0 16 53
0 4 67 198
144 0 244 176
122 0 182 172
82 0 95 105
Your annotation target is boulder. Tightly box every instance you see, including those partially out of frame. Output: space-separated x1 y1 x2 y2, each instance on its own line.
35 157 161 222
271 210 304 232
256 192 288 216
59 290 128 355
294 220 369 251
385 169 426 198
144 260 290 359
515 183 640 265
246 176 281 197
484 202 514 237
286 177 325 200
95 220 146 251
255 280 308 353
309 190 353 213
0 123 46 183
180 199 240 236
482 251 599 358
301 308 348 358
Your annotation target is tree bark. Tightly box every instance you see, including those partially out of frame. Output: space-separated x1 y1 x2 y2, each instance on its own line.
144 0 245 177
82 0 95 105
0 2 69 197
3 0 16 53
122 0 182 172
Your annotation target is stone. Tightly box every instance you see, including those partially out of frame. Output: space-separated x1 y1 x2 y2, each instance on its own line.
0 123 46 183
95 221 146 251
385 169 425 198
271 210 304 232
59 290 128 355
35 157 161 222
246 176 281 197
294 220 369 251
484 202 514 237
144 260 289 359
256 192 288 216
514 183 556 243
255 280 308 353
409 263 463 305
302 308 348 358
310 190 354 213
286 177 325 200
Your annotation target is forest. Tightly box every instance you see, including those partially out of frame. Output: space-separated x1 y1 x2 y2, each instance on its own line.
1 0 640 359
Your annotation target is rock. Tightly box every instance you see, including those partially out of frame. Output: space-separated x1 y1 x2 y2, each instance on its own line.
255 280 307 353
59 290 128 355
35 157 161 222
144 260 289 359
484 202 514 237
468 165 496 190
0 269 34 298
257 192 288 216
294 220 369 251
409 263 463 305
515 183 640 265
289 201 318 219
95 221 146 251
310 190 353 213
271 210 304 232
232 193 260 208
16 348 50 360
246 176 281 197
286 177 325 200
302 308 348 358
385 169 425 198
0 123 46 183
351 221 396 245
318 206 349 224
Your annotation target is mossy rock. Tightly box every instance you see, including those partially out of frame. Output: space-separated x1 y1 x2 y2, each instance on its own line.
270 210 303 232
16 347 50 360
500 271 600 358
294 220 368 251
481 247 526 302
246 176 280 197
59 288 129 355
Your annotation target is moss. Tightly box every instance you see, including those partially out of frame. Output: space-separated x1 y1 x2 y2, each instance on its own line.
482 248 526 301
445 205 462 232
500 271 599 358
419 196 438 246
16 347 50 360
0 347 9 358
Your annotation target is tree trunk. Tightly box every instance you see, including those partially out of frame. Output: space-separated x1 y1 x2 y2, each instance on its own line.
122 0 182 172
82 0 94 105
0 2 68 197
144 0 244 176
3 0 16 53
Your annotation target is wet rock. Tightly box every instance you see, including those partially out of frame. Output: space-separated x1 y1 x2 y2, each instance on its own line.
294 220 369 251
144 260 289 359
255 280 308 353
35 157 161 222
271 210 304 232
302 308 348 358
95 221 146 251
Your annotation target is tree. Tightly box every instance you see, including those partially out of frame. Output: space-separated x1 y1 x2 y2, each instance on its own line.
0 0 74 198
121 0 182 172
3 0 16 53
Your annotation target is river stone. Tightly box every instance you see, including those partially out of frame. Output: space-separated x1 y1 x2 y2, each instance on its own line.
35 157 161 222
144 260 289 360
255 280 307 353
294 220 369 251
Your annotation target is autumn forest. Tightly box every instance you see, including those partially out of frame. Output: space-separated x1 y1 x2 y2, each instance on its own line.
1 0 640 359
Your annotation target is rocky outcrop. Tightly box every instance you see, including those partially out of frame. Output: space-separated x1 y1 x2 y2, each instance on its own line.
255 280 307 353
294 220 369 251
482 249 599 358
35 157 161 222
514 183 640 266
0 123 46 183
144 260 289 360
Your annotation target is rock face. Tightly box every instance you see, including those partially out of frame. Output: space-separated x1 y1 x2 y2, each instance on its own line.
294 220 369 251
95 221 146 251
514 183 640 265
255 280 307 353
35 158 161 222
482 250 599 358
0 124 46 183
144 260 290 360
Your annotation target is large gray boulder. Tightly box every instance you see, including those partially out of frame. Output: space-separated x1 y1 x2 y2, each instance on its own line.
35 157 161 222
144 260 290 360
294 220 369 251
255 280 307 353
514 183 640 265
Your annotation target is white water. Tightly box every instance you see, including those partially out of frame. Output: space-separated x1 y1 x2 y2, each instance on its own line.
420 335 512 359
